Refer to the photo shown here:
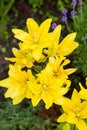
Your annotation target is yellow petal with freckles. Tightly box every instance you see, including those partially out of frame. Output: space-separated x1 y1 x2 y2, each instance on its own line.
12 29 31 42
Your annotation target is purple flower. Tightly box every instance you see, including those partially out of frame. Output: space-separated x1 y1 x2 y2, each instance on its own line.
62 16 67 23
51 23 57 29
82 37 87 41
82 34 87 41
71 0 77 7
71 10 77 17
61 9 68 15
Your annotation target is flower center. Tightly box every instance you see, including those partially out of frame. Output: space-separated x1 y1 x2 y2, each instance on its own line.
74 106 81 118
76 113 80 118
43 84 48 89
25 52 33 61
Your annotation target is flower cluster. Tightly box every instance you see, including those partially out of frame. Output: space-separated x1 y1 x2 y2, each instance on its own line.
0 18 78 110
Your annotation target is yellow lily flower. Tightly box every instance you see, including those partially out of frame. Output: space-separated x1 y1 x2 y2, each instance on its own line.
47 26 79 57
12 18 52 61
29 77 70 109
57 89 87 130
28 58 71 109
5 47 34 68
0 65 35 104
27 56 77 109
45 56 76 79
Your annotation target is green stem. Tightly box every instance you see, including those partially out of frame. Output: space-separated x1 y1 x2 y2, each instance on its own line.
71 124 76 130
65 22 73 33
5 0 15 15
72 124 76 130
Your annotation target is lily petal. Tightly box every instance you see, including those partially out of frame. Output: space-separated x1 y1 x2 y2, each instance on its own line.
26 18 39 35
12 29 31 42
58 33 79 56
57 113 67 122
39 18 52 34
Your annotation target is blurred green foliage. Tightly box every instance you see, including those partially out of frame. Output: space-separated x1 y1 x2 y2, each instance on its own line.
57 0 71 10
27 0 71 22
0 0 71 42
0 0 15 41
28 0 44 13
0 99 51 130
72 43 87 77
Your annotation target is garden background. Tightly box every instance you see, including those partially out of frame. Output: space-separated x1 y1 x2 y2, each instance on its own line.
0 0 87 130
